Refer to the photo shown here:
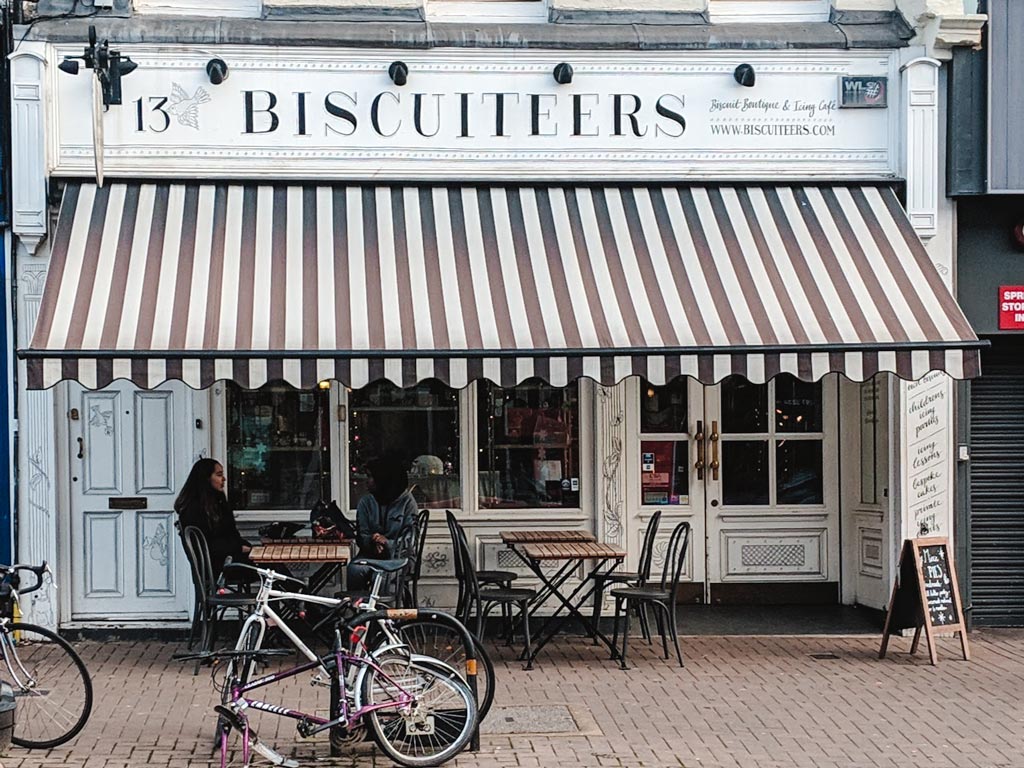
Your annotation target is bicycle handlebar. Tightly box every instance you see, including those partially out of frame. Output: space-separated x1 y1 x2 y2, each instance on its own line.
0 562 49 595
223 561 308 590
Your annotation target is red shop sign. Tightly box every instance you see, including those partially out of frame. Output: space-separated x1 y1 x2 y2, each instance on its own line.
999 286 1024 330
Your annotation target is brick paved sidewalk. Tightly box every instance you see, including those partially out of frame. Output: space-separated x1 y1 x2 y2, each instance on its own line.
5 630 1024 768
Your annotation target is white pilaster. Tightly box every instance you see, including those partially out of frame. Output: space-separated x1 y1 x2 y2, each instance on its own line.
595 382 626 549
900 54 941 240
895 52 955 545
16 259 59 628
9 47 49 255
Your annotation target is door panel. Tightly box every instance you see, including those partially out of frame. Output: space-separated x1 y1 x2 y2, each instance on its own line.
134 391 175 494
83 512 123 596
70 381 193 620
83 391 121 493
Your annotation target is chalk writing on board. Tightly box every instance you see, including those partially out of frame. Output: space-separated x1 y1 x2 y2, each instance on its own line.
919 544 959 627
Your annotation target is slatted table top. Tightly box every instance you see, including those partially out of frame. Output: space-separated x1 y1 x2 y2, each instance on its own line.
249 543 351 564
519 541 626 561
500 530 597 545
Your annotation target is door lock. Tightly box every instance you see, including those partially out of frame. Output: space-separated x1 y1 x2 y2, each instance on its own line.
709 420 720 482
694 420 705 481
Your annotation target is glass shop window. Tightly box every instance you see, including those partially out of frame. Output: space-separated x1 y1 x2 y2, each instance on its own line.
349 381 461 510
639 379 690 506
478 379 580 509
225 383 331 511
720 374 824 507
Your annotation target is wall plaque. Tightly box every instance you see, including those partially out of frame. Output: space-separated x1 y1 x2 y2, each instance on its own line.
839 76 888 109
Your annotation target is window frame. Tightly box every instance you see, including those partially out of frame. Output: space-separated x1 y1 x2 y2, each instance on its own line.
346 380 464 513
709 0 830 24
463 379 593 519
426 0 548 24
718 375 829 509
211 382 347 523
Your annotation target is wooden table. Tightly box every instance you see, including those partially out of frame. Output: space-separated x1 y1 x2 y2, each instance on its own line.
249 541 351 594
502 533 625 668
250 542 351 564
499 530 596 545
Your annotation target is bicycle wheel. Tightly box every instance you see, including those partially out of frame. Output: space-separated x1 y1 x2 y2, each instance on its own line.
362 655 477 767
391 619 495 721
4 622 93 749
224 619 264 695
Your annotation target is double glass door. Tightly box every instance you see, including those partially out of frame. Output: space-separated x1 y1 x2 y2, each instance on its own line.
636 375 837 603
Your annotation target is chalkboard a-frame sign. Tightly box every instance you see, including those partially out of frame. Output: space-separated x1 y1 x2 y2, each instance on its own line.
879 537 970 666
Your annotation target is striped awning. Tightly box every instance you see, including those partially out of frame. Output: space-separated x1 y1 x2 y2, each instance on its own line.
22 182 981 390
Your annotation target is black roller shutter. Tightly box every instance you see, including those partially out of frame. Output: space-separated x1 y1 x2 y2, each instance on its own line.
969 336 1024 626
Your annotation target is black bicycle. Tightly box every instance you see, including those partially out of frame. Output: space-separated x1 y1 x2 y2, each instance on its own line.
0 563 93 749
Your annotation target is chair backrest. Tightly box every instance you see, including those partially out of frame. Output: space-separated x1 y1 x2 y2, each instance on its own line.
445 510 465 580
181 525 216 606
413 509 430 581
451 520 481 602
637 510 663 584
656 521 691 600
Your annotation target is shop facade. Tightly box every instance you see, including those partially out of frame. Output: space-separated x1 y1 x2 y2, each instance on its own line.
8 7 983 628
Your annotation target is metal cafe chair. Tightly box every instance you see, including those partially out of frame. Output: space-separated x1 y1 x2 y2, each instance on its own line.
590 509 663 644
451 518 537 659
445 511 518 618
180 526 253 673
610 521 691 671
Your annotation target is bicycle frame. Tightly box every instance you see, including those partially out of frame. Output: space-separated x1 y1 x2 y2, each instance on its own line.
234 567 399 678
221 646 418 767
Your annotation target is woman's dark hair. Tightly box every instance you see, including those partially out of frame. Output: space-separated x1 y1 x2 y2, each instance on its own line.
367 455 409 506
175 458 227 523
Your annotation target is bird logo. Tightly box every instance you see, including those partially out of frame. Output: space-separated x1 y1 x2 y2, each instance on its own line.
167 83 211 130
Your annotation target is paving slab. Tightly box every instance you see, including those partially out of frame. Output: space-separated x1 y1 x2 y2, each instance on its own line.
2 631 1023 768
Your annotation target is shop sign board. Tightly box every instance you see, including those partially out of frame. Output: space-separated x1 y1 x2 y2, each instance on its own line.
878 537 970 666
49 48 898 180
998 286 1024 329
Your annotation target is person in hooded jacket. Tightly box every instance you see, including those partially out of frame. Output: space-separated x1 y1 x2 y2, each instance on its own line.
348 456 417 590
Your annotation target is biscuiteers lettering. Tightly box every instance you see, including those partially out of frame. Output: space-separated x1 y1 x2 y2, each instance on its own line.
239 89 688 140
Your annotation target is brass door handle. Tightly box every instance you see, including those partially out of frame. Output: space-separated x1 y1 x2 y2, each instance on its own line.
709 420 720 481
694 420 705 481
77 437 85 460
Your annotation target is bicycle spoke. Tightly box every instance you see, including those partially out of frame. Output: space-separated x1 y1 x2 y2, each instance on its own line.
6 623 92 749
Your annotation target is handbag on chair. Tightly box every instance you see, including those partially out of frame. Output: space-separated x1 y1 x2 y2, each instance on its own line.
310 499 358 541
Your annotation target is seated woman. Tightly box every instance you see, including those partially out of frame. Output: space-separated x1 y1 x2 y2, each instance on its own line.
175 458 252 578
348 456 417 591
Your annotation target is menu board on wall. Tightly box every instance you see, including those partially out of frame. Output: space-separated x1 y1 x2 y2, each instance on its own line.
902 371 951 537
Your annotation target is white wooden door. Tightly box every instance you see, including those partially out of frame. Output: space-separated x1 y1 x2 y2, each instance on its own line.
704 375 839 602
632 375 838 603
69 381 193 620
634 378 708 599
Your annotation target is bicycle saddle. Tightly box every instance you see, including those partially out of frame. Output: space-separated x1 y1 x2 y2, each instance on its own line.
351 558 407 573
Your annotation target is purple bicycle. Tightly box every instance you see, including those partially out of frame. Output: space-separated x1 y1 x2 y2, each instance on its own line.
178 614 478 768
